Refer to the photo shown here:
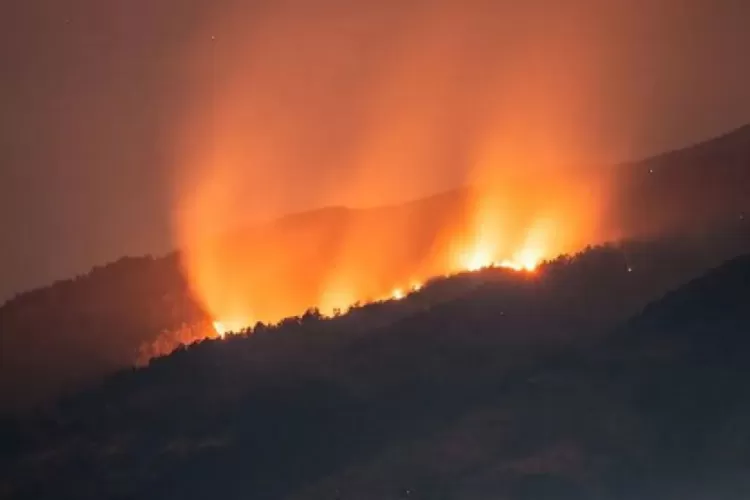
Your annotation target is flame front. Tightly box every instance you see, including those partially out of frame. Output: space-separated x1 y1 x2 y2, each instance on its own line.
181 184 583 337
205 225 546 336
460 245 493 272
171 124 602 339
212 320 246 338
165 2 612 346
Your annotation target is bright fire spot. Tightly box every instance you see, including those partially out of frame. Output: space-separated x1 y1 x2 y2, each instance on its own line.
212 320 247 338
460 246 494 272
391 288 405 300
497 259 524 272
514 247 543 271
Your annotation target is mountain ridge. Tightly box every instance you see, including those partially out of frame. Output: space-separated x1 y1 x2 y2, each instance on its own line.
1 123 749 414
2 250 749 499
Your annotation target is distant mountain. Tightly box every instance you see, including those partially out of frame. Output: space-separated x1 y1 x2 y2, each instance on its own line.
607 123 750 238
0 124 748 415
2 250 749 499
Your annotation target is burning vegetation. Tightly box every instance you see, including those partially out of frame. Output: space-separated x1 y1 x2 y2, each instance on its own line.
143 1 743 359
163 1 617 348
168 174 603 346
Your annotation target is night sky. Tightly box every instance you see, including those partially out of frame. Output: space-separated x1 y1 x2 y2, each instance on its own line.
2 0 750 302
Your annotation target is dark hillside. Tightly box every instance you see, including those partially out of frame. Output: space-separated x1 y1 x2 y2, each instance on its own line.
609 123 750 238
2 252 750 499
1 124 749 415
0 255 206 413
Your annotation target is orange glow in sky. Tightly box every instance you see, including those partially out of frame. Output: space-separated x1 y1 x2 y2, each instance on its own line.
171 118 605 340
179 180 590 337
172 175 601 342
166 1 612 344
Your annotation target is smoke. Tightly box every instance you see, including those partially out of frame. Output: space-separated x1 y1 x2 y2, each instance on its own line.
167 0 742 330
1 0 746 410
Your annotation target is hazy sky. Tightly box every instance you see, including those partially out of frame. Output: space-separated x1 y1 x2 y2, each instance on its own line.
2 0 750 302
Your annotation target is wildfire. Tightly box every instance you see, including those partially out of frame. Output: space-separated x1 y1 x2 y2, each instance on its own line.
156 0 614 362
168 174 592 350
458 244 542 274
514 247 542 272
460 246 494 272
177 181 568 344
212 319 247 338
205 241 543 340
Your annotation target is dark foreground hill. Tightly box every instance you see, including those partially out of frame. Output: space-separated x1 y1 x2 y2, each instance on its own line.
1 124 749 414
2 252 750 500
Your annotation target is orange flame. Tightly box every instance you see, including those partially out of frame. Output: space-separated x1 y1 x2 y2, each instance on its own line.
170 157 600 340
161 2 612 351
212 319 246 338
165 180 592 347
190 201 555 337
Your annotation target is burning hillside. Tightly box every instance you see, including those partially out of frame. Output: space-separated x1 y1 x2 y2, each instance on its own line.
2 0 749 422
172 177 603 343
165 1 621 345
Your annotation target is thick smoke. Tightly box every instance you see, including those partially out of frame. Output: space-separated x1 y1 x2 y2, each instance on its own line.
169 1 625 328
1 0 748 413
167 0 749 330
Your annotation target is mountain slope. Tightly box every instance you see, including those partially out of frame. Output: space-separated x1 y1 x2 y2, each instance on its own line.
2 252 750 499
1 124 749 414
608 123 750 238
